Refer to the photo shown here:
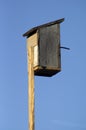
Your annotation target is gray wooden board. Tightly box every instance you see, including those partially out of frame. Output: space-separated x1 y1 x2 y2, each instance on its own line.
39 24 61 68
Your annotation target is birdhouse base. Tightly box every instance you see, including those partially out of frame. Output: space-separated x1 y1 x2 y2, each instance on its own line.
34 66 61 77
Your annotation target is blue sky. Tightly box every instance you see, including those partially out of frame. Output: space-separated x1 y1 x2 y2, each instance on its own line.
0 0 86 130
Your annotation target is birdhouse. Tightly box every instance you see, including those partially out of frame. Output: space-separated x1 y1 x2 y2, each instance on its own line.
23 18 64 77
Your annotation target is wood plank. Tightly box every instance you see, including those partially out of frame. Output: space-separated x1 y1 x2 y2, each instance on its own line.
28 47 35 130
27 32 38 48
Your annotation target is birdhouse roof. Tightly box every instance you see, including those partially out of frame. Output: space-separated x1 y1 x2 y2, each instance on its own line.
23 18 64 37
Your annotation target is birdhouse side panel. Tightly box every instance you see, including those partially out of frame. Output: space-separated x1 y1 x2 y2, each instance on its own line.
39 24 61 69
27 33 38 47
27 32 39 67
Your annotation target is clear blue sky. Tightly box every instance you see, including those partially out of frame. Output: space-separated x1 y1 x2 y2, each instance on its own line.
0 0 86 130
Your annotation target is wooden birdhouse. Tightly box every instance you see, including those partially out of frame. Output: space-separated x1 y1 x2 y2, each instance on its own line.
23 18 64 77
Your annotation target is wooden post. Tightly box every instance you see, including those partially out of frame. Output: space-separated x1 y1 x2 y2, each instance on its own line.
28 47 35 130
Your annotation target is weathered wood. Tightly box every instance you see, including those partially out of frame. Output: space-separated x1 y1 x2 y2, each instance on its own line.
23 18 64 37
34 66 61 77
39 24 60 68
28 47 35 130
24 18 64 77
